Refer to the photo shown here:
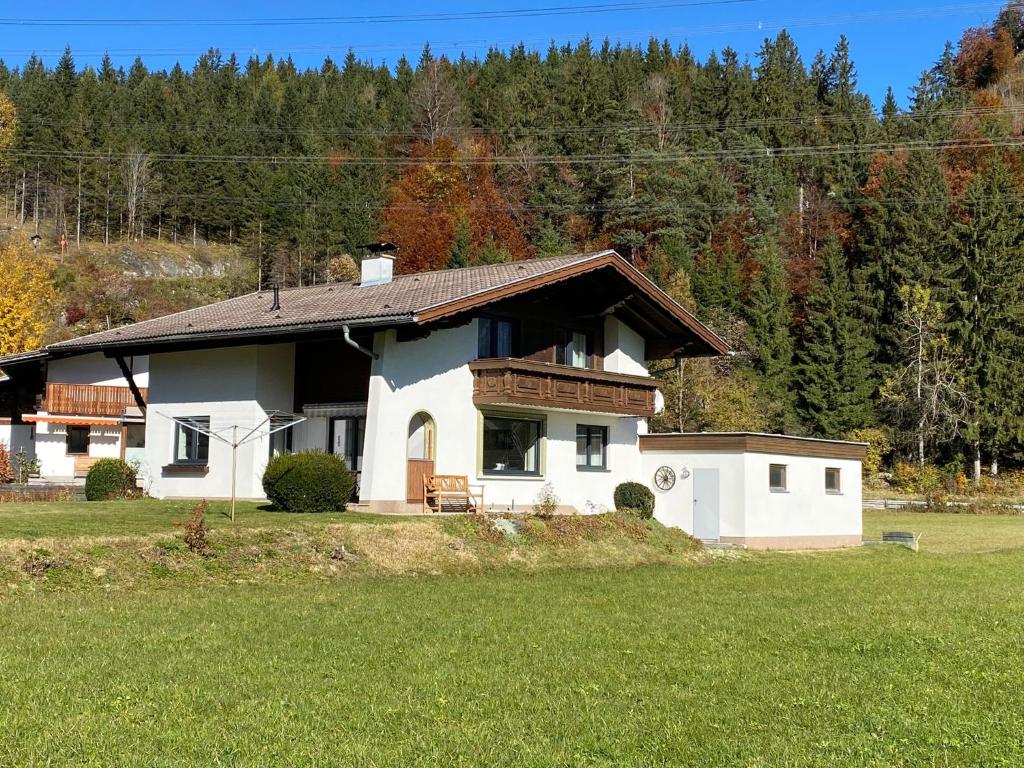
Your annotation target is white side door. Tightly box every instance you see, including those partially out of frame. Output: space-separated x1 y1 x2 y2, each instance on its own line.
692 468 721 541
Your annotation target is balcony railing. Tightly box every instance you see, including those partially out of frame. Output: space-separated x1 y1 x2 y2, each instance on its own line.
470 358 658 418
42 382 147 417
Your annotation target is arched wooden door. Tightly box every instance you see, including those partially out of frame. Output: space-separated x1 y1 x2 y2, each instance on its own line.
406 412 436 504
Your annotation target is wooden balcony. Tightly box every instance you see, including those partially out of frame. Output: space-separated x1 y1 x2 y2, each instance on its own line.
42 382 147 417
470 358 658 417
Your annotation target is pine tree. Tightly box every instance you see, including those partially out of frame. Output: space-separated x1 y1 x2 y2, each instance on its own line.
947 160 1024 476
447 217 472 269
795 239 875 437
746 231 796 431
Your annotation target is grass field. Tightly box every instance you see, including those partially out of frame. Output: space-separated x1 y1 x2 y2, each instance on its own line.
2 505 1024 766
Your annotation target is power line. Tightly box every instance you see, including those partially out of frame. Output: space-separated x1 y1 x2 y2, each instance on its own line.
0 2 1005 58
0 1 755 28
4 135 1024 166
12 102 1018 139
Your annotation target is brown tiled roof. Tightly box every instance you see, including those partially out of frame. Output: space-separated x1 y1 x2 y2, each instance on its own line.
0 249 728 363
46 252 613 353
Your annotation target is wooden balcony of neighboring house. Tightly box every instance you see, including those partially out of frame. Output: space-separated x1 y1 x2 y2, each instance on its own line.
470 358 659 418
39 382 148 418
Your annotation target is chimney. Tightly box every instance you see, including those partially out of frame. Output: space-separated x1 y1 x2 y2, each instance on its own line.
359 242 398 287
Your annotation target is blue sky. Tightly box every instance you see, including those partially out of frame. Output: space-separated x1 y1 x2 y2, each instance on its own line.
0 1 1009 108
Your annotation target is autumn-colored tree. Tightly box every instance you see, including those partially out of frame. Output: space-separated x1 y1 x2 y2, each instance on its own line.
325 254 360 283
0 442 13 484
380 140 527 274
0 88 16 167
0 238 57 355
955 25 1015 90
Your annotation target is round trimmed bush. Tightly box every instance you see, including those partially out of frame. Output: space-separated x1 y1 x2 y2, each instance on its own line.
613 481 655 520
262 451 355 513
85 458 138 501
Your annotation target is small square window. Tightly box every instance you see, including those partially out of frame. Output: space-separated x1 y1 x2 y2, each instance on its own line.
825 467 841 494
769 464 787 492
66 425 90 455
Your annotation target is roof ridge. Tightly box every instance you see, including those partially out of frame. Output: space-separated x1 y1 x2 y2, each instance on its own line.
272 250 609 295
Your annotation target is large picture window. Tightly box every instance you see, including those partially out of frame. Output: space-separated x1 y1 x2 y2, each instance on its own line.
174 417 210 465
482 416 542 476
478 317 516 359
576 425 607 470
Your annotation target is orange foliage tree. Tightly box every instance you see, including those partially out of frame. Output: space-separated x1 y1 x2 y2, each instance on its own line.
0 238 57 356
380 139 528 273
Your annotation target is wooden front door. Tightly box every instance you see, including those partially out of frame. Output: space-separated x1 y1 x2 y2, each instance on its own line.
407 459 435 503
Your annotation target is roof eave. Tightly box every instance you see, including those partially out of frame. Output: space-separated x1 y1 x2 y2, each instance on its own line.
50 314 416 356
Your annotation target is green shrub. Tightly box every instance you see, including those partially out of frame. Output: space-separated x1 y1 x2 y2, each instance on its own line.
846 427 891 477
892 461 943 495
84 458 138 501
262 451 355 513
613 482 655 519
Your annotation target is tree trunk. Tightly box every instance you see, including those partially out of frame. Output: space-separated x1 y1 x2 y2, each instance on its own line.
33 162 40 233
76 160 82 248
973 442 982 484
19 168 25 225
990 451 998 477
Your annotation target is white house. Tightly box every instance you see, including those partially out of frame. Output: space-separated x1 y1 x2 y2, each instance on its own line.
0 352 148 481
0 250 864 548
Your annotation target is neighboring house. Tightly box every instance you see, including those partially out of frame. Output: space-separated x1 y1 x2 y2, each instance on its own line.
0 250 864 548
0 351 148 481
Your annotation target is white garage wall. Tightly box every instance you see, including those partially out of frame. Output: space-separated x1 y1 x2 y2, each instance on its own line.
740 453 862 544
644 443 863 548
645 451 748 536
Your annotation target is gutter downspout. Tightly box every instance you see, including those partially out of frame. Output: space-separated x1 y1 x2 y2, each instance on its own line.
342 325 379 361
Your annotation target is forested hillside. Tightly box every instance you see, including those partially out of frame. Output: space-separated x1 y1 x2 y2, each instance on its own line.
4 5 1024 478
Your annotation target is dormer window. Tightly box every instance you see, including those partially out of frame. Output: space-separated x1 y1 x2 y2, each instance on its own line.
478 317 517 358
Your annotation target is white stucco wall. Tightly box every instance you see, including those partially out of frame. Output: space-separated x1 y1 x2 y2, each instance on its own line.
0 422 34 458
603 316 648 375
645 450 748 536
145 344 294 499
47 353 149 388
33 420 122 478
25 353 149 479
359 317 650 512
740 453 863 541
644 447 862 547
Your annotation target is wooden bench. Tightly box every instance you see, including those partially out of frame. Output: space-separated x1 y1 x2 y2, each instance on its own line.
73 456 102 478
882 531 922 552
422 475 484 514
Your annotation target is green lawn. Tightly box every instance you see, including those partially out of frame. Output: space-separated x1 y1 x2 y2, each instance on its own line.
2 506 1024 765
863 508 1024 553
0 498 405 540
